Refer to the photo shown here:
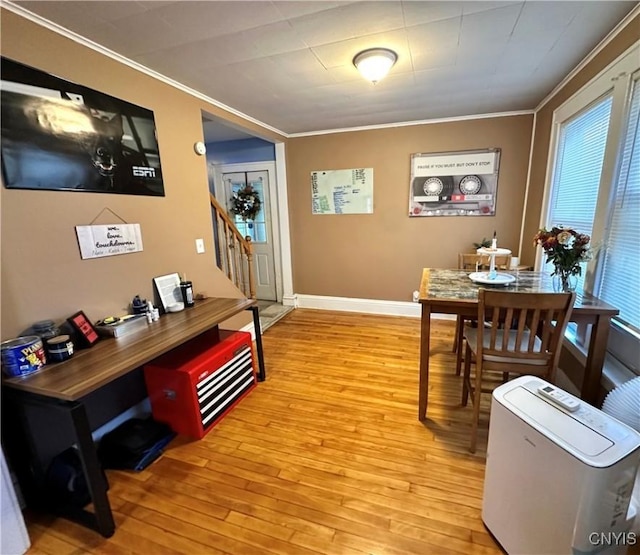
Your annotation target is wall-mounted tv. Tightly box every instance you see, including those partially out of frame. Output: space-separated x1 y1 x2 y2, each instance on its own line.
1 57 164 196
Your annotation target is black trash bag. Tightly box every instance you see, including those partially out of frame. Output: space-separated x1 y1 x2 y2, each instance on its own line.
97 417 175 471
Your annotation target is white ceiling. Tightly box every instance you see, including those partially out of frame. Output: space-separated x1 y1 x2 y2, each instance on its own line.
8 1 639 143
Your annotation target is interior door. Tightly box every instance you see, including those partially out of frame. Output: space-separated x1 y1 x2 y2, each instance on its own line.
223 170 277 301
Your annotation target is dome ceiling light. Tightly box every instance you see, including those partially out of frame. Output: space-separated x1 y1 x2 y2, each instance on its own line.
353 48 398 84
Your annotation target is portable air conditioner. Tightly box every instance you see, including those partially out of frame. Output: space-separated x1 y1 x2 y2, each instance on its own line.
483 376 640 555
1 447 30 555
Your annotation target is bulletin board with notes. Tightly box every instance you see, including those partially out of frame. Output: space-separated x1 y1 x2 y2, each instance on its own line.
311 168 374 215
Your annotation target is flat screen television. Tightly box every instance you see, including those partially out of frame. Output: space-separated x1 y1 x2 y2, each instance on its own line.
1 57 164 196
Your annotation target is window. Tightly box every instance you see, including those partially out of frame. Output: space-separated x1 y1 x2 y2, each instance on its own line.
225 173 268 243
543 44 640 376
547 95 612 293
599 79 640 334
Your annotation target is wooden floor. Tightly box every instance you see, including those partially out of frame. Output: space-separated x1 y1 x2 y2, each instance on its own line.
24 309 502 555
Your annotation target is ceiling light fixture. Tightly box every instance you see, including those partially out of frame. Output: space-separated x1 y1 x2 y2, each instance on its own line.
353 48 398 84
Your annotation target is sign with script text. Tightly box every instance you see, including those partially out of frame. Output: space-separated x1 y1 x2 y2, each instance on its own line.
75 223 143 259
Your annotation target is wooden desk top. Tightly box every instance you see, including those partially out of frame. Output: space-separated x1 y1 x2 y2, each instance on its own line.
419 268 619 317
2 297 256 402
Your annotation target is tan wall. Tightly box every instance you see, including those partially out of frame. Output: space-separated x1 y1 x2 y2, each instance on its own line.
286 115 533 301
521 15 640 266
0 10 284 339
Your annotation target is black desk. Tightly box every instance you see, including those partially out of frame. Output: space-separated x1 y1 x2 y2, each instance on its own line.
2 297 264 537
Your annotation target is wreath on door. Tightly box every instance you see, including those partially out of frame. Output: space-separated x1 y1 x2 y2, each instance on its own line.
230 184 262 221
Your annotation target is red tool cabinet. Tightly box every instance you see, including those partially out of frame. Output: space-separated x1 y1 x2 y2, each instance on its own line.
143 329 256 439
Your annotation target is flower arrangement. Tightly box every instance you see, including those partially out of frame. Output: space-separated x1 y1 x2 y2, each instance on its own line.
533 226 592 291
230 184 261 221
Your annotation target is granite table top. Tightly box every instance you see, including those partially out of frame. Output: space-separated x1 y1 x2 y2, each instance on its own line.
419 269 618 314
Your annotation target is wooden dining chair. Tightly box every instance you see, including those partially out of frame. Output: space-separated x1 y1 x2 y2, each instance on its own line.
452 252 512 373
461 288 575 453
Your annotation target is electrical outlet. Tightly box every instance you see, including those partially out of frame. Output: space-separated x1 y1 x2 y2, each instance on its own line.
195 238 205 254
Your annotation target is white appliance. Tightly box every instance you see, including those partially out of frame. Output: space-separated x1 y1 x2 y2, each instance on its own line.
483 376 640 555
1 447 30 555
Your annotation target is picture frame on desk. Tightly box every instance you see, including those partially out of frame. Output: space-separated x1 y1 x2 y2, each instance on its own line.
153 272 182 313
68 310 100 347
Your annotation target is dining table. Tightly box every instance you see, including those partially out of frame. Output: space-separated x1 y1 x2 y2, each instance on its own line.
418 268 620 421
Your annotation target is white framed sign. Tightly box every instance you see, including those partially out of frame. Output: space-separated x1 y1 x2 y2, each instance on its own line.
75 223 143 259
153 272 182 312
311 168 373 215
408 148 500 217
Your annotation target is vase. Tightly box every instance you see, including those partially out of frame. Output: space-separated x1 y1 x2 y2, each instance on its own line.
553 269 577 292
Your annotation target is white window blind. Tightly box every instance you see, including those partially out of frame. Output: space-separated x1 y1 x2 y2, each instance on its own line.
548 95 613 291
599 77 640 334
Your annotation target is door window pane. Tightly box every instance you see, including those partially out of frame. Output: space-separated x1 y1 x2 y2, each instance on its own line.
229 176 266 243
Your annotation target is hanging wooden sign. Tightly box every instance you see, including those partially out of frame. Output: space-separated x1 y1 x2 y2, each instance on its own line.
75 223 143 259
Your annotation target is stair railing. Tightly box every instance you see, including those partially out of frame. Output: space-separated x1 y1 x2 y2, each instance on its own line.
209 193 256 299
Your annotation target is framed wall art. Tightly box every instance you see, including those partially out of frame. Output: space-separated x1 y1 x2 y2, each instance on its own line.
1 57 164 196
408 148 500 217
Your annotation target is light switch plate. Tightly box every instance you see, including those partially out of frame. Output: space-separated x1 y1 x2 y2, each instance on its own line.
195 238 205 254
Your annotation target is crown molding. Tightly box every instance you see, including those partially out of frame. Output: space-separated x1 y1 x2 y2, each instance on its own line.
287 110 535 138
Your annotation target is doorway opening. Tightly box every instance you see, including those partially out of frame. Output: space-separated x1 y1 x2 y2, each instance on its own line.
199 112 293 320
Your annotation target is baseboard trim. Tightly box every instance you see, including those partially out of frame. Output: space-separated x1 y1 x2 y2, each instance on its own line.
282 294 297 307
293 294 455 320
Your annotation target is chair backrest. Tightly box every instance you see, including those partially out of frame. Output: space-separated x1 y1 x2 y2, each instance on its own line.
476 289 575 380
458 253 512 271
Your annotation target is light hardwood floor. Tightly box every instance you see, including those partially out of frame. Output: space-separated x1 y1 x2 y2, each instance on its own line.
24 309 501 554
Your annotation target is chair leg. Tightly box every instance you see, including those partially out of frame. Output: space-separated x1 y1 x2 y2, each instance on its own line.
455 317 465 375
453 316 461 353
470 358 483 454
461 343 472 406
